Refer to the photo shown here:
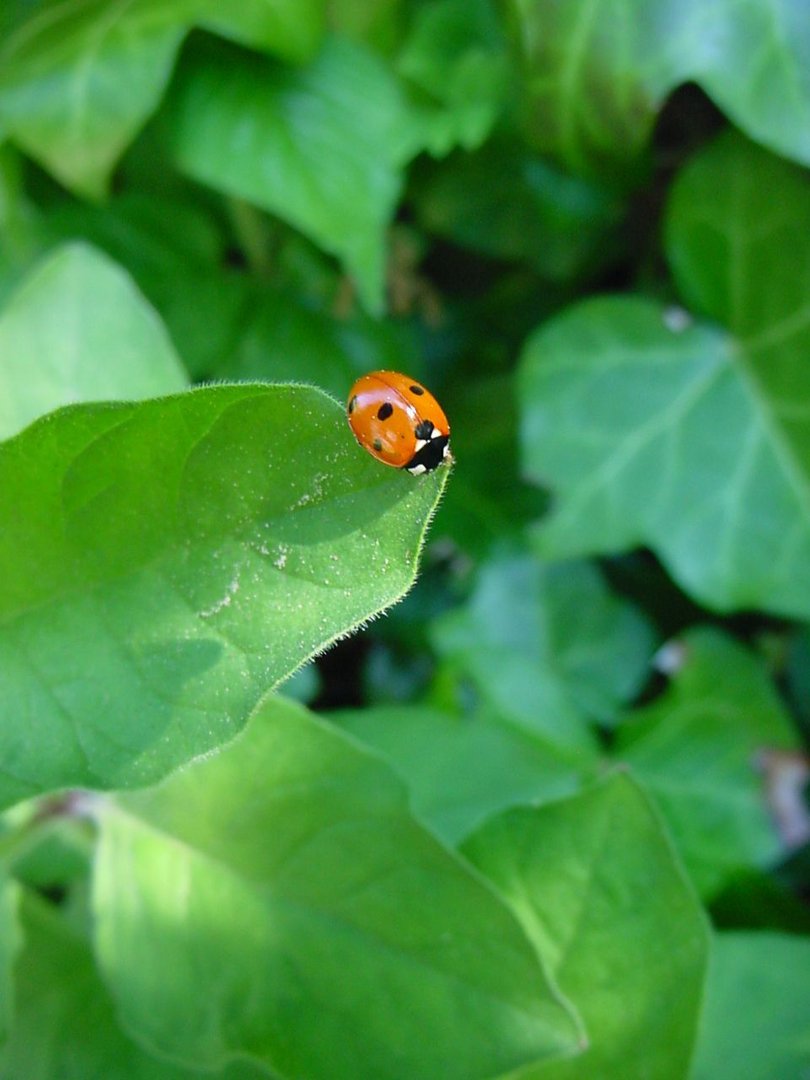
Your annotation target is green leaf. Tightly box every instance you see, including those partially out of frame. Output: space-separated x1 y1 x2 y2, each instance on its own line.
334 703 585 846
431 551 653 743
692 931 810 1080
93 696 580 1079
520 135 810 621
0 383 448 809
1 893 268 1079
505 0 810 181
0 1 325 198
686 2 810 172
462 772 710 1079
666 130 810 364
615 628 798 898
0 242 188 440
398 0 508 155
0 3 184 199
0 871 21 1043
165 35 416 313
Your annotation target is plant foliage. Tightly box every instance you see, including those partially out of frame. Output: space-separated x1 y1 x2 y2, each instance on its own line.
1 1 808 1077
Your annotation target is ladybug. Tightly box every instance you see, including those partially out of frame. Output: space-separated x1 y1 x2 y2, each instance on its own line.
347 370 451 475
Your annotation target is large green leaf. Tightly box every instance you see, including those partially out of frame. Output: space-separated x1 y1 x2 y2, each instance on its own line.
334 703 585 845
0 871 21 1044
0 0 184 198
165 35 416 313
93 696 580 1080
0 384 447 809
1 893 268 1079
0 1 325 198
431 551 653 743
0 242 188 440
519 134 810 619
463 772 709 1079
692 931 810 1080
506 0 810 180
615 629 798 898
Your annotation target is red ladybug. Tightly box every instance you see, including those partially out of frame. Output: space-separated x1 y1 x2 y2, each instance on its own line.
347 370 451 475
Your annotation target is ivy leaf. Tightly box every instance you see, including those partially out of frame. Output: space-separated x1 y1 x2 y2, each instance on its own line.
520 133 810 619
463 772 709 1079
93 696 581 1079
506 0 810 181
615 629 798 898
397 0 509 155
0 1 184 198
164 35 416 313
0 243 187 440
0 384 447 809
0 1 325 198
334 703 585 846
431 551 653 742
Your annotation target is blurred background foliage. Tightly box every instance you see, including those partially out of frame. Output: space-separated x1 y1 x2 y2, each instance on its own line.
1 0 810 1076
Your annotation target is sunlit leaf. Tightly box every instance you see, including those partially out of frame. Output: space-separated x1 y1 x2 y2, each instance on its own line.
463 772 709 1078
165 35 416 313
0 243 187 439
520 134 810 619
93 696 580 1079
0 893 267 1079
0 384 447 808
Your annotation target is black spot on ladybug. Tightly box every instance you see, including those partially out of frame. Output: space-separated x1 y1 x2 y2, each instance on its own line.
348 396 358 413
414 419 434 440
410 385 425 395
377 402 394 421
373 437 383 452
